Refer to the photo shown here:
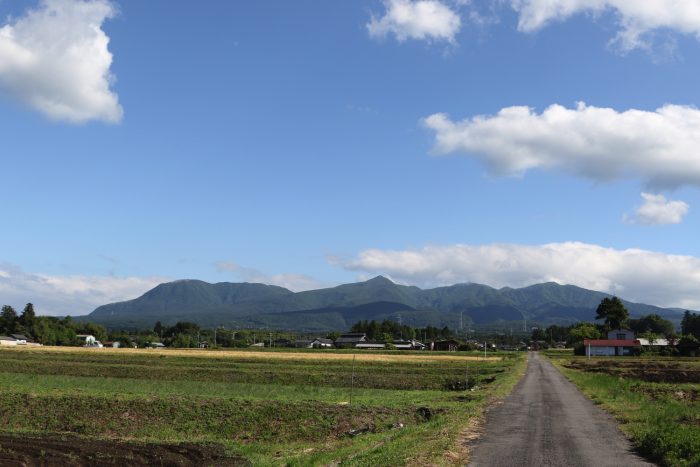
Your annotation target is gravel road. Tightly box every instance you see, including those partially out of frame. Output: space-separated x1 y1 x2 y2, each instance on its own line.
467 352 655 467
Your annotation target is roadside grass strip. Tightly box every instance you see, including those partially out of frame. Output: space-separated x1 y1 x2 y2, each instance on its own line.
549 356 700 467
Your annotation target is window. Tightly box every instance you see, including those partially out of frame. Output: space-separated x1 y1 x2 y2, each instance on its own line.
616 333 626 340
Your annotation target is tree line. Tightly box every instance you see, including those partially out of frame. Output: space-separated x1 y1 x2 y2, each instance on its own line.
0 303 107 345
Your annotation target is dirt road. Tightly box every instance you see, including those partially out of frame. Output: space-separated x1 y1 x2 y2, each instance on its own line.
467 352 654 467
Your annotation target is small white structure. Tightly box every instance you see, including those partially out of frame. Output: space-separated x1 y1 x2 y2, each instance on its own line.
77 334 103 348
0 336 18 346
637 338 670 347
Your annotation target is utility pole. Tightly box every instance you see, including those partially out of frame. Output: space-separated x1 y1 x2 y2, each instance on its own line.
269 332 272 348
350 353 356 408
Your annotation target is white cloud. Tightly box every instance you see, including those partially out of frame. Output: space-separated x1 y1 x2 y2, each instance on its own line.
344 242 700 309
624 192 689 225
0 264 164 316
510 0 700 51
424 102 700 189
367 0 462 43
214 261 326 292
0 0 122 123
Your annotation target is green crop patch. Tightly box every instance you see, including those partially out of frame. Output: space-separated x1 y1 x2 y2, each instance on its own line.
0 346 525 465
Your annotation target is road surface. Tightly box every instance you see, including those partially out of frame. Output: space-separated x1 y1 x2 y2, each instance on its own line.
467 352 654 467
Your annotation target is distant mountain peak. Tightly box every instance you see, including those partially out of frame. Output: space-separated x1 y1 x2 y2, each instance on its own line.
365 275 394 285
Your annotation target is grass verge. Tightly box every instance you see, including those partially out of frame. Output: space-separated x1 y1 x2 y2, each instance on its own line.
547 353 700 466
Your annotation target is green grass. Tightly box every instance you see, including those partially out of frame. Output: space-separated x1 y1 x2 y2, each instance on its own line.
548 355 700 467
0 348 526 465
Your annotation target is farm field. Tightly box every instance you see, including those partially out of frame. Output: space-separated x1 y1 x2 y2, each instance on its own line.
0 346 525 466
546 351 700 466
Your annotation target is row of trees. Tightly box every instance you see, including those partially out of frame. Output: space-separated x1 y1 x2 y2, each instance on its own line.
349 319 455 342
1 303 107 346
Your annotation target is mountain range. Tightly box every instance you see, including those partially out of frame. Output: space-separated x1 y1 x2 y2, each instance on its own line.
83 276 687 332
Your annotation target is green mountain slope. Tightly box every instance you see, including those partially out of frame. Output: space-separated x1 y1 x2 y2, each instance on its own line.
83 276 687 331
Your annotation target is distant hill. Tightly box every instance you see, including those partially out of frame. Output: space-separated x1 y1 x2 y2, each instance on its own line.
84 276 687 331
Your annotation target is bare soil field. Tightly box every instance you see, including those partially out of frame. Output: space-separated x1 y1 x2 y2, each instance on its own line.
563 359 700 383
0 433 248 467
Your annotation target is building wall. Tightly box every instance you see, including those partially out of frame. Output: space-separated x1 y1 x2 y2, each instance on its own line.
0 340 18 346
607 329 634 340
587 345 615 356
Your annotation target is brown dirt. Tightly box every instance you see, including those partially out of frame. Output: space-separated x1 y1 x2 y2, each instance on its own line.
563 360 700 383
0 433 249 467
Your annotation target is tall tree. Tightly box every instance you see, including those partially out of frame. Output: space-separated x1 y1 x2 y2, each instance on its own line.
19 303 36 330
595 296 629 331
681 311 700 339
0 305 18 334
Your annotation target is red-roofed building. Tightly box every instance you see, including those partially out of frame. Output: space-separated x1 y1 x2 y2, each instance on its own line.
584 329 640 356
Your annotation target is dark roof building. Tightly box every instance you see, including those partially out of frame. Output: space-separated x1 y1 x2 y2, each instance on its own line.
334 333 368 348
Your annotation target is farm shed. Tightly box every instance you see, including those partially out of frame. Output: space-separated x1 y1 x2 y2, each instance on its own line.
334 333 368 348
355 342 386 350
10 334 32 344
432 340 460 351
0 336 18 346
636 338 670 347
583 339 641 356
394 339 427 350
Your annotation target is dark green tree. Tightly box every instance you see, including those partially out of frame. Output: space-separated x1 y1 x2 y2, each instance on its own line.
681 311 700 339
19 303 36 331
595 296 629 331
0 305 18 334
568 322 602 344
628 313 674 336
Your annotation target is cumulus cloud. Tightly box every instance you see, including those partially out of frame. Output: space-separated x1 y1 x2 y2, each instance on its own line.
0 264 164 316
0 0 122 123
344 242 700 309
624 192 690 225
424 102 700 189
510 0 700 51
367 0 462 43
214 261 326 292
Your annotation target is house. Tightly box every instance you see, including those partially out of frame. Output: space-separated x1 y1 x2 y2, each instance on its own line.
584 329 640 356
296 337 334 349
103 341 121 348
311 338 334 348
334 333 368 348
432 339 460 351
148 342 165 349
0 336 18 346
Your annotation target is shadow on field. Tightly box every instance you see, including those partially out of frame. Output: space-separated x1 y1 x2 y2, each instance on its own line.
0 433 249 467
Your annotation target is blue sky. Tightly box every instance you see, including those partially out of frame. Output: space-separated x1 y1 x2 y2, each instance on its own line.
2 0 700 315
